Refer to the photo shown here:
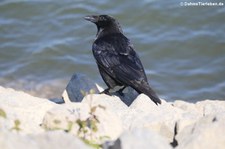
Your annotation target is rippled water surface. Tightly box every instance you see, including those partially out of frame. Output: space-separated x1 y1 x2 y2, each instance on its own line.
0 0 225 101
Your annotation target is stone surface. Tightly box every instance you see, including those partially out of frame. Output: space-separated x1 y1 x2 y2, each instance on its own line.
128 94 202 142
173 100 200 115
82 94 128 116
195 100 225 116
41 103 90 132
0 86 56 134
128 94 177 142
172 100 203 135
177 112 225 149
0 130 91 149
42 102 123 144
82 94 130 130
173 100 225 116
119 129 172 149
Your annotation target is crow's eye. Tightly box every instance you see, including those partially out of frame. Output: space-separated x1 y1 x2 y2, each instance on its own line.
99 16 106 21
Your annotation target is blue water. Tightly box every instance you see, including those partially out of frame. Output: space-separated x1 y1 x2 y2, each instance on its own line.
0 0 225 101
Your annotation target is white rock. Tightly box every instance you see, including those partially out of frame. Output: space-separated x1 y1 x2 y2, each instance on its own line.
129 94 161 114
173 100 225 116
95 84 104 92
0 130 91 149
82 94 128 117
128 94 201 142
173 100 200 115
42 102 123 144
177 112 225 149
2 84 225 149
119 128 172 149
62 89 71 103
196 100 225 116
172 100 203 134
42 103 90 132
82 94 132 131
0 86 56 134
128 94 178 141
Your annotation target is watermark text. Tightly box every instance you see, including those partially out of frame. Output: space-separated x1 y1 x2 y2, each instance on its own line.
180 2 224 6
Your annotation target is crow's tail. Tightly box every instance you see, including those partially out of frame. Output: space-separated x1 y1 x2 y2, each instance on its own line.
142 86 161 105
133 82 161 105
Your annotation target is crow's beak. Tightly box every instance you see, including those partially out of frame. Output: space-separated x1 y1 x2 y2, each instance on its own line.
84 15 98 23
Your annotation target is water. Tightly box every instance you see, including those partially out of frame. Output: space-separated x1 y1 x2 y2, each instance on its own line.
0 0 225 102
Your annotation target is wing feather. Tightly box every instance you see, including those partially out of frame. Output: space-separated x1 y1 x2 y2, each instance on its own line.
92 33 148 86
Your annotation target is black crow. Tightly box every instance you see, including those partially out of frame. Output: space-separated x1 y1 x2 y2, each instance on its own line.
84 15 161 105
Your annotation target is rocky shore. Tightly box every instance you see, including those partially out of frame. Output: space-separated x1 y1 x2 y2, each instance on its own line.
0 74 225 149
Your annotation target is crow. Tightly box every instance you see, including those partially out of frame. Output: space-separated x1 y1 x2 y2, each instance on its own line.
84 15 161 105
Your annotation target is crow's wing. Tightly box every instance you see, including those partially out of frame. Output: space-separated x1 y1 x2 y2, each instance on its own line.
92 34 148 86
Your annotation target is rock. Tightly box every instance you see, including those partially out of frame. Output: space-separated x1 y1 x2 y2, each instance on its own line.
0 130 91 149
82 94 128 117
128 94 177 142
172 100 203 135
128 94 201 142
0 86 56 134
196 100 225 116
177 112 225 149
103 129 172 149
62 90 71 103
42 103 89 131
173 100 200 115
102 139 122 149
42 102 123 144
113 129 172 149
129 93 161 113
82 94 130 130
2 84 225 149
173 100 225 116
62 73 100 103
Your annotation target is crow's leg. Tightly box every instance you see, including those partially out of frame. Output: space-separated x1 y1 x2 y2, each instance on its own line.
116 86 126 96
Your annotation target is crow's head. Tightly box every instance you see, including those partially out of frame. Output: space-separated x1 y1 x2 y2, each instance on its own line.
84 15 122 37
84 15 116 28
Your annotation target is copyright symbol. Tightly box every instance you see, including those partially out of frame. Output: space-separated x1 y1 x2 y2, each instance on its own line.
180 2 183 6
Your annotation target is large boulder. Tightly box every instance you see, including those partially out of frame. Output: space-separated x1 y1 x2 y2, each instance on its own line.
0 86 56 134
42 101 123 144
195 100 225 115
128 94 202 142
1 84 225 149
0 130 91 149
118 129 172 149
82 94 128 117
177 112 225 149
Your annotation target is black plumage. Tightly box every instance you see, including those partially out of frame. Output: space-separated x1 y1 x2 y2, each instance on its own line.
85 15 161 105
